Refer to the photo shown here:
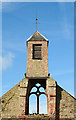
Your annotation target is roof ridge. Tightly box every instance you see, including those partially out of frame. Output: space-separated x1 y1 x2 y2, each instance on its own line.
27 30 48 41
37 31 48 41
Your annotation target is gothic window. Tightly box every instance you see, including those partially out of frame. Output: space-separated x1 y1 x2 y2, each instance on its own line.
29 83 47 114
39 94 47 114
29 94 37 114
33 44 42 59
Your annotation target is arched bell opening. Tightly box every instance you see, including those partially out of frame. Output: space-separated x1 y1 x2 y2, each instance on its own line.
29 82 47 115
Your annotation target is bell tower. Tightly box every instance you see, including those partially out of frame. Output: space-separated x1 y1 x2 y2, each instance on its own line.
26 30 49 78
19 18 56 118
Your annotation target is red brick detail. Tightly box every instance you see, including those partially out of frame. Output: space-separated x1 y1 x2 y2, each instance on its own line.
49 96 56 118
26 41 48 78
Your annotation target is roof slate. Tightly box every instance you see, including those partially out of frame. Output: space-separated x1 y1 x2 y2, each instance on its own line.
27 31 48 42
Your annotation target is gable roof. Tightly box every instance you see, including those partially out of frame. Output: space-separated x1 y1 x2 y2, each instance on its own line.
27 30 48 42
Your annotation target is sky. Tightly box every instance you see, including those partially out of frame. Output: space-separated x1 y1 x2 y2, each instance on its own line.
1 2 74 113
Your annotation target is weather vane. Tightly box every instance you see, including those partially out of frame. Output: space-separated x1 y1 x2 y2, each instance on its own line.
35 9 40 31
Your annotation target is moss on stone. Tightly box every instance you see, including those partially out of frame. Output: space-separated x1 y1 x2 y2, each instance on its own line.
2 93 15 111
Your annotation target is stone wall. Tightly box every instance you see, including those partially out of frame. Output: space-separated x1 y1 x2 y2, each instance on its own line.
26 41 48 78
56 85 75 119
1 78 29 119
19 78 29 117
1 77 76 120
46 77 57 117
1 83 20 118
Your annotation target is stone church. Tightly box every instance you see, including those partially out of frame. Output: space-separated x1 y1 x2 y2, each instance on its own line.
0 30 76 120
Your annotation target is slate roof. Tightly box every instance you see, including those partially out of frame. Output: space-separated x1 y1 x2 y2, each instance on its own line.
27 30 48 42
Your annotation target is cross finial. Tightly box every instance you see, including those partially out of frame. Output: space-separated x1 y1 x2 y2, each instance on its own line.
35 9 40 31
36 9 38 31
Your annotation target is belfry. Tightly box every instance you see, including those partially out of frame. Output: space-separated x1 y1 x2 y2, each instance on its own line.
18 30 57 117
1 19 76 120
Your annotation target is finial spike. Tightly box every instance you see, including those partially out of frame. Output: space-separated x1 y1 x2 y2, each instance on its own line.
36 9 38 31
34 9 40 31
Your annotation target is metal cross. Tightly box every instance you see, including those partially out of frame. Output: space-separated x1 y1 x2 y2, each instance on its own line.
36 16 38 31
35 10 40 31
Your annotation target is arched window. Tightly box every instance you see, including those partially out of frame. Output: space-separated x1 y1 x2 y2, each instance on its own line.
39 94 47 114
29 94 37 114
29 83 47 114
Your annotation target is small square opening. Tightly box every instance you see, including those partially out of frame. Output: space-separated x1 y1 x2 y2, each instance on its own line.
33 44 42 60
